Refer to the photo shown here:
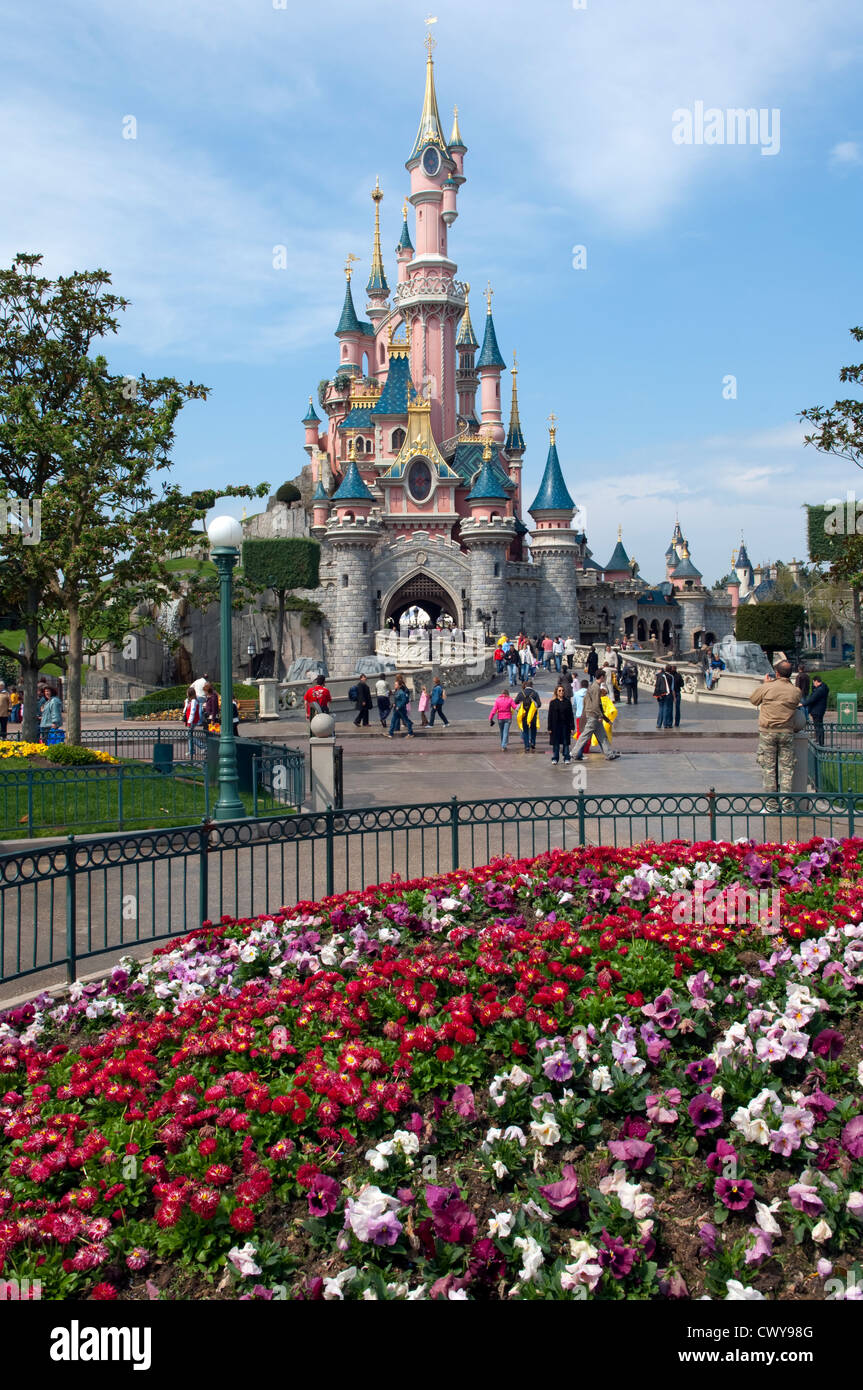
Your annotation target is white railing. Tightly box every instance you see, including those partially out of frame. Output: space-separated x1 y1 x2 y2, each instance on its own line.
375 627 488 666
571 647 702 696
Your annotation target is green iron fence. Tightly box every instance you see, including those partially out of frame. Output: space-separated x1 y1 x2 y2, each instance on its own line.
1 788 860 995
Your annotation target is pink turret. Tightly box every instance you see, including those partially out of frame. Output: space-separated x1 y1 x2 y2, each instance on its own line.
477 284 506 444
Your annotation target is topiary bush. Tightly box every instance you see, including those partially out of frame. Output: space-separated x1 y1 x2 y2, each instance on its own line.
41 744 116 766
275 482 301 505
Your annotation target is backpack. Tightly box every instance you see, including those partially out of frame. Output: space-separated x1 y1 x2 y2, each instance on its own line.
348 685 359 703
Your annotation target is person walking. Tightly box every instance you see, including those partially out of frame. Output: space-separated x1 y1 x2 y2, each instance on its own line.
552 636 564 673
671 665 684 727
0 683 8 739
375 676 391 729
564 635 576 671
231 698 240 738
801 675 828 746
541 634 554 670
653 666 674 729
586 646 599 683
428 678 449 727
515 679 541 753
182 685 203 759
418 683 430 727
352 674 373 727
489 688 517 750
203 682 220 731
8 685 21 726
506 645 520 688
795 664 810 700
749 660 802 808
573 679 588 740
621 661 638 705
192 673 209 701
559 666 574 701
386 678 415 738
572 678 620 762
547 683 575 764
303 679 332 720
39 687 63 743
493 643 505 678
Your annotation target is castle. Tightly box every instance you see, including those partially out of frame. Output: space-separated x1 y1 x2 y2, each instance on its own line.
283 38 735 677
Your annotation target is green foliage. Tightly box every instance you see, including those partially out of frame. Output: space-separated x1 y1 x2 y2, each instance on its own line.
735 603 806 655
241 538 320 592
275 482 301 505
806 504 860 563
125 682 257 717
42 743 112 765
317 379 330 409
800 325 863 472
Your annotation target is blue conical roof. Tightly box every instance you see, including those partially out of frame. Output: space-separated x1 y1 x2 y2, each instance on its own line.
735 542 752 570
336 279 362 335
528 436 575 515
672 555 702 579
312 480 330 503
477 309 505 369
397 213 414 253
456 301 479 349
303 397 320 424
467 453 508 502
332 458 374 502
605 538 630 571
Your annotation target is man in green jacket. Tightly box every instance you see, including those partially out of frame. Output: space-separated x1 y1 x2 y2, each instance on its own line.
749 660 802 803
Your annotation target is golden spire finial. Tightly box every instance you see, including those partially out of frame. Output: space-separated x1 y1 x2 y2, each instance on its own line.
512 349 518 373
308 394 314 409
424 15 437 57
348 436 356 462
482 437 493 462
485 280 494 314
369 181 385 289
402 201 408 221
618 524 622 541
345 253 360 281
547 411 558 443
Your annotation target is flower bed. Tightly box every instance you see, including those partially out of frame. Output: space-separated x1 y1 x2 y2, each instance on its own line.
1 835 862 1302
0 743 118 765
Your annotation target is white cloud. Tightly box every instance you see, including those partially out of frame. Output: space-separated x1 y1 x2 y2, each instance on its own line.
829 141 862 167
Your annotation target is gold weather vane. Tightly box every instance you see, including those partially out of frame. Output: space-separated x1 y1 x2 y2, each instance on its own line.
547 411 558 432
345 253 360 280
425 16 438 56
485 281 494 314
482 438 493 462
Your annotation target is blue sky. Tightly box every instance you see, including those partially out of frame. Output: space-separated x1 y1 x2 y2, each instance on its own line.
4 0 863 584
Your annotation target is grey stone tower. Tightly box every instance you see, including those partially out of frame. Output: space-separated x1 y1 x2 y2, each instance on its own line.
461 440 515 633
324 450 382 677
528 421 580 639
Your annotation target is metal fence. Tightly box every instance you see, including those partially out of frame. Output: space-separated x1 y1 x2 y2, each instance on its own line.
2 788 861 995
0 763 212 838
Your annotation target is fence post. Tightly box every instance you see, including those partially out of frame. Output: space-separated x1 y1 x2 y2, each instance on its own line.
65 835 77 983
252 755 258 818
114 727 119 760
27 767 34 838
323 806 335 897
708 786 717 841
577 788 585 846
848 790 855 839
117 764 124 829
450 795 460 870
199 819 210 925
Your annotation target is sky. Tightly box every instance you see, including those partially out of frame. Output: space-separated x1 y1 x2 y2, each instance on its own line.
3 0 863 585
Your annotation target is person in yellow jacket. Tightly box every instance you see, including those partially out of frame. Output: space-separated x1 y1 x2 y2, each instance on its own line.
515 679 541 753
591 690 618 748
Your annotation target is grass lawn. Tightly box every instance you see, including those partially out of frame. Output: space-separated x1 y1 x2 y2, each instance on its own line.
811 667 863 710
0 759 293 839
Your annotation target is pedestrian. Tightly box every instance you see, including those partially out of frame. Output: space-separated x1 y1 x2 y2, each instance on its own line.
748 660 802 809
586 646 599 683
303 679 332 720
541 634 554 670
795 664 810 700
489 687 517 750
621 661 638 705
9 685 21 726
493 643 504 677
39 686 63 743
375 675 391 728
418 683 430 726
572 678 620 762
231 698 240 738
552 635 564 673
506 645 520 688
386 677 415 738
203 682 220 731
182 685 203 759
608 666 620 701
0 682 8 739
573 679 588 740
559 667 574 701
547 683 575 764
671 665 684 727
564 635 576 671
653 666 674 729
351 673 373 727
515 678 541 753
428 678 449 727
192 673 209 701
801 675 827 746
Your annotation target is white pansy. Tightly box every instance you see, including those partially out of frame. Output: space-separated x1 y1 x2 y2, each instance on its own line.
754 1201 782 1236
502 1126 527 1148
322 1266 358 1300
514 1235 545 1283
488 1210 514 1238
227 1243 261 1278
530 1112 561 1147
591 1066 613 1092
812 1219 833 1244
725 1280 765 1300
239 944 258 963
366 1148 389 1172
492 1160 509 1180
392 1130 419 1157
561 1239 603 1292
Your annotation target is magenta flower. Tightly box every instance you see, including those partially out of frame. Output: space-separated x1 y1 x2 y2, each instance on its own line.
598 1229 638 1278
812 1029 845 1060
538 1164 580 1213
646 1089 680 1124
803 1089 836 1123
744 1227 773 1267
685 1057 716 1084
608 1138 656 1172
699 1222 718 1257
452 1085 476 1120
426 1184 477 1245
706 1139 738 1176
841 1116 863 1159
715 1177 754 1210
468 1238 507 1283
307 1175 340 1217
641 989 680 1031
788 1183 824 1216
688 1091 724 1136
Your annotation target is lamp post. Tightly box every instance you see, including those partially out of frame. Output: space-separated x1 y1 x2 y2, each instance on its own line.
207 515 246 821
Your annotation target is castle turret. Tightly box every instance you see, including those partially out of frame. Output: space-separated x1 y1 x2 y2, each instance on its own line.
396 202 414 286
448 105 467 184
455 283 479 423
325 439 382 677
310 478 331 537
461 439 515 635
303 396 321 456
477 285 506 444
504 349 525 515
365 179 390 324
335 256 372 377
528 419 579 637
604 526 631 582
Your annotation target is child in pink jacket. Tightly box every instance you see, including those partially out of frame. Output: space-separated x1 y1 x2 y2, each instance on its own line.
489 689 518 750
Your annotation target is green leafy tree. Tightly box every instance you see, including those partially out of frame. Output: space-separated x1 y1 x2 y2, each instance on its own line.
735 602 806 660
241 538 320 680
0 254 268 741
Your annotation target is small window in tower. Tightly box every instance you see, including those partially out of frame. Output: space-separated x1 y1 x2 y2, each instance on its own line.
496 381 500 399
494 563 500 577
342 574 349 588
391 427 406 452
355 437 365 454
362 621 368 634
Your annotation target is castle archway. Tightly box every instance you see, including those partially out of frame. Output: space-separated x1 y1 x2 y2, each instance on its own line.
382 570 462 628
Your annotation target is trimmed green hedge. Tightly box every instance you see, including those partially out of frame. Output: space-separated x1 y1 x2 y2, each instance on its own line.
736 603 806 655
241 537 320 591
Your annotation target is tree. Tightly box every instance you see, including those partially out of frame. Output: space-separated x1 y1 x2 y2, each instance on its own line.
0 254 269 741
806 503 863 677
736 603 806 660
800 325 863 470
241 538 320 680
275 481 301 505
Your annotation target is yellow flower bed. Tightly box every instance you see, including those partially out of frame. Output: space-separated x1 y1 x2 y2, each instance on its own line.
0 742 119 764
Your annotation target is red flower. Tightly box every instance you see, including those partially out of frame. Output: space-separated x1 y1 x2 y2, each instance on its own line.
90 1283 117 1300
229 1207 255 1233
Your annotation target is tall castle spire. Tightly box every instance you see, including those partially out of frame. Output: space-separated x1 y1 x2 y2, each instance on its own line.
366 178 390 320
408 29 447 161
505 349 525 455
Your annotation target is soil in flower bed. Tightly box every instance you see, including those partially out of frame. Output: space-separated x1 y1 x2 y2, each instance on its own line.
1 834 862 1302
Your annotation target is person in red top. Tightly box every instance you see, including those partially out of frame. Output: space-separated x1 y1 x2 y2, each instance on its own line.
304 682 332 719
